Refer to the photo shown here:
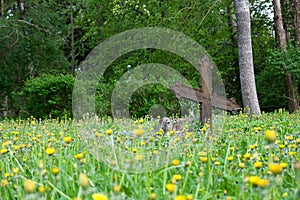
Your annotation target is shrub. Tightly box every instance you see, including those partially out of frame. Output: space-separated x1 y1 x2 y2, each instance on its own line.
18 74 74 119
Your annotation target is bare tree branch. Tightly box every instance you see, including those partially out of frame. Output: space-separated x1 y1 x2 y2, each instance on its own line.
10 19 51 33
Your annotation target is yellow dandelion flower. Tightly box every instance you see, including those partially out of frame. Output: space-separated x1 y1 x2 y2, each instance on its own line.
248 176 260 185
256 178 270 188
175 195 186 200
172 174 182 182
135 155 143 161
1 149 8 155
92 193 108 200
269 163 283 175
282 192 288 197
1 179 8 187
186 194 193 200
52 167 59 175
200 157 208 163
79 173 89 189
74 153 83 159
133 129 144 137
63 137 72 143
172 159 180 166
279 163 287 169
265 130 277 143
169 130 175 135
24 179 35 193
150 193 156 200
289 151 297 156
227 156 234 162
46 147 55 155
166 183 175 193
105 129 113 135
254 162 262 169
113 185 121 192
244 153 251 159
38 186 46 193
286 135 293 141
215 161 221 165
238 163 245 168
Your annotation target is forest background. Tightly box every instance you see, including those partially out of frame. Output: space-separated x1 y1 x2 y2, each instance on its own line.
0 0 300 119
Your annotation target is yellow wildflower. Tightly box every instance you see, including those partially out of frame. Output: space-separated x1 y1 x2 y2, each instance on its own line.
200 157 208 163
92 193 108 200
1 149 8 155
52 167 59 175
282 192 288 197
172 174 182 182
256 178 270 188
38 186 46 193
133 129 144 137
265 130 277 143
227 156 234 162
254 162 262 169
24 179 35 193
166 183 175 193
105 129 113 135
244 153 251 159
279 163 288 169
172 159 180 166
150 193 156 200
63 137 72 143
269 163 283 175
79 173 89 189
113 185 121 192
238 163 245 168
74 153 83 160
46 147 56 155
175 195 186 200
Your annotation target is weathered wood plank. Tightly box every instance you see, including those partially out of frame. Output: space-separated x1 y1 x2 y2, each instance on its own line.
169 82 241 114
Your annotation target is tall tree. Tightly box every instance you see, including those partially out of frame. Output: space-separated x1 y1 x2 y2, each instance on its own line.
273 0 298 113
234 0 261 115
294 0 300 47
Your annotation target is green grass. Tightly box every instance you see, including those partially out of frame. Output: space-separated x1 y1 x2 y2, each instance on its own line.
0 110 299 200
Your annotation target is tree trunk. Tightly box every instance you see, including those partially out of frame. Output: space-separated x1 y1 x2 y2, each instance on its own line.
234 0 261 115
294 0 300 47
227 2 237 46
273 0 287 50
273 0 298 113
70 0 75 76
284 73 298 112
17 0 26 20
282 0 293 40
0 0 4 18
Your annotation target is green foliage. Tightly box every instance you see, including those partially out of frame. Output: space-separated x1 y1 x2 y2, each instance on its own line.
257 45 300 111
18 74 75 118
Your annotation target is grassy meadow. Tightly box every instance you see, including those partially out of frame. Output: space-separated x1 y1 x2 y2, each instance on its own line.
0 110 299 200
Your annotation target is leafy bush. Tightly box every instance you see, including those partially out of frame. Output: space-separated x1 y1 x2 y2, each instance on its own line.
257 45 300 111
18 74 74 118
